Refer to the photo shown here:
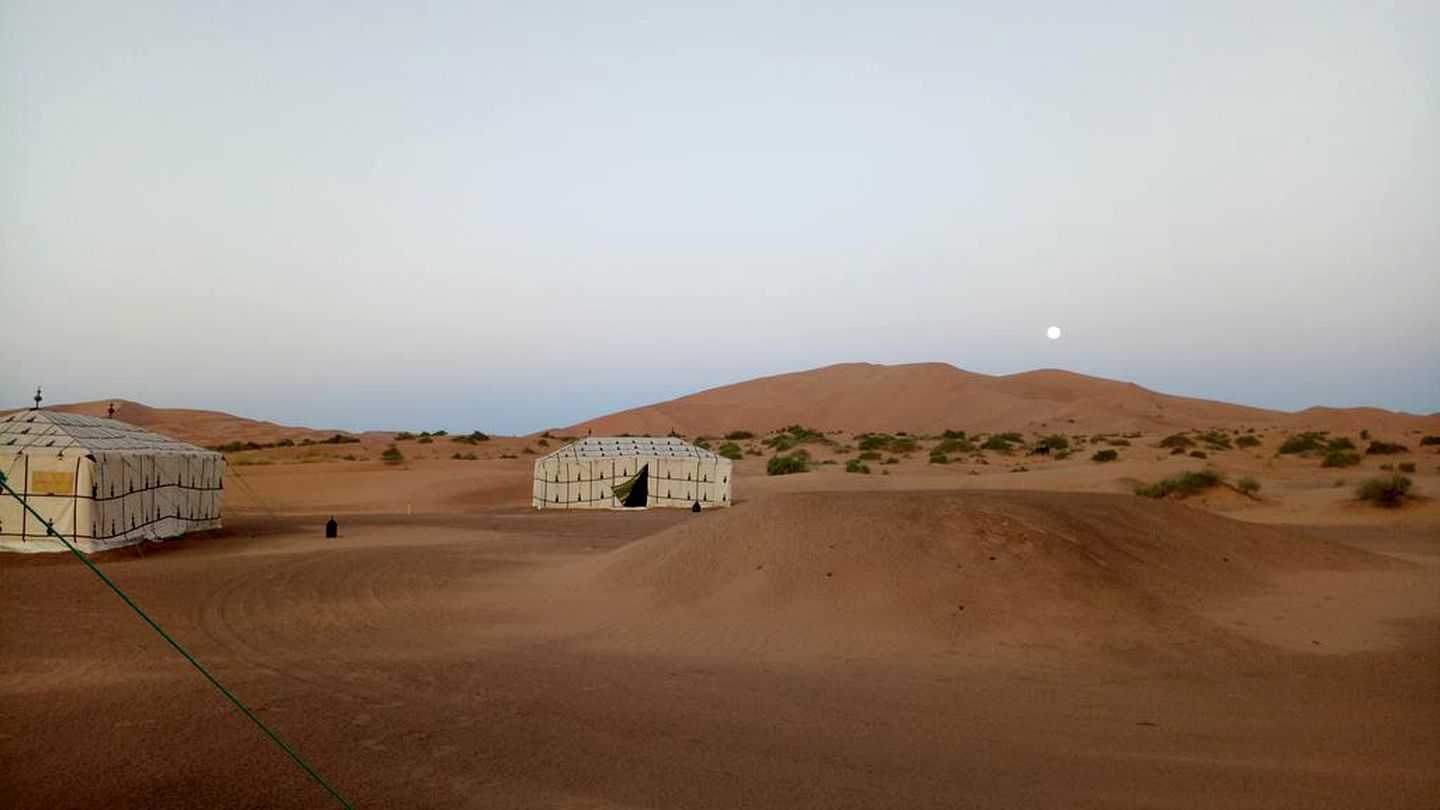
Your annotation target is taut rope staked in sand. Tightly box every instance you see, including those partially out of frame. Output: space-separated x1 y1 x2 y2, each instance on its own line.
0 471 354 809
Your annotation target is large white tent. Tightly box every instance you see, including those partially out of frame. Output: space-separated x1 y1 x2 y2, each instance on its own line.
0 410 225 553
533 437 733 510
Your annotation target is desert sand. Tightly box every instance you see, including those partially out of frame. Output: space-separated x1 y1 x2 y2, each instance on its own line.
3 365 1438 808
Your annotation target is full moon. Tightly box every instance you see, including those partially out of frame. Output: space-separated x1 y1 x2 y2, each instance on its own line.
1046 326 1062 340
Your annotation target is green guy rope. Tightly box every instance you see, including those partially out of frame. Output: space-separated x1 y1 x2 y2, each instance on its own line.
0 471 353 809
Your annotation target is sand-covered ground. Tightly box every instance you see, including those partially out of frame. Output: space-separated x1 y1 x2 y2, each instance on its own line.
3 419 1439 807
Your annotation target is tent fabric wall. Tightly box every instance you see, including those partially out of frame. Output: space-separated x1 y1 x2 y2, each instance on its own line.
0 410 224 553
532 437 732 510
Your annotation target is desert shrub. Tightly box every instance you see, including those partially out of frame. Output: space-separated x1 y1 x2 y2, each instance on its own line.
1039 434 1070 452
767 450 812 476
857 450 881 461
764 425 827 451
928 452 949 464
724 430 754 440
1169 447 1187 455
845 459 871 474
419 436 434 444
1398 462 1416 473
1054 449 1073 460
1159 433 1194 449
499 453 517 459
1366 441 1407 455
520 446 536 455
212 441 264 453
1235 435 1262 448
1360 429 1370 440
394 431 416 441
1277 432 1328 455
276 438 295 447
1356 475 1412 508
717 442 743 460
882 457 900 465
1010 465 1029 473
1380 464 1393 471
693 436 712 450
452 430 490 445
451 452 478 461
1196 430 1232 449
1235 476 1261 496
746 448 762 456
981 435 1016 453
942 429 968 440
1419 435 1440 447
1189 450 1208 459
856 433 918 453
381 445 404 465
1321 450 1360 468
1091 449 1118 462
536 438 549 447
933 437 976 454
1326 437 1355 451
1135 470 1224 499
432 430 448 436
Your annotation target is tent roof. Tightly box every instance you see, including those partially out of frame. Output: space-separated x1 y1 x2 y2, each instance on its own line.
540 436 723 461
0 409 219 457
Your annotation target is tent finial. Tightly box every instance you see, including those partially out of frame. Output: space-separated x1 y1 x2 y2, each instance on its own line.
107 402 116 418
32 387 42 410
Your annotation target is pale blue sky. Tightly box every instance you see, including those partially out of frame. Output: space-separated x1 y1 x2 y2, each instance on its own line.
2 1 1436 434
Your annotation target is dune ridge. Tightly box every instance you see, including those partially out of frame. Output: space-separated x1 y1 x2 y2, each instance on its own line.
565 362 1440 437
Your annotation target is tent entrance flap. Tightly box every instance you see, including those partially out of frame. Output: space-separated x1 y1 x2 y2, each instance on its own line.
612 465 649 508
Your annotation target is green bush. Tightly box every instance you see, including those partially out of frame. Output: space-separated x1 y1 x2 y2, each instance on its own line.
1326 437 1355 451
764 425 827 451
1235 476 1261 496
451 452 478 461
933 437 976 454
1322 450 1361 468
452 430 491 444
1159 433 1194 449
981 435 1016 453
845 459 871 474
1091 449 1118 462
1135 470 1225 499
1419 435 1440 447
767 450 812 476
941 430 968 440
1196 430 1232 449
856 434 918 453
857 450 881 461
724 430 755 440
928 452 949 464
381 445 404 465
718 442 744 460
1235 435 1262 448
1366 441 1407 455
1039 434 1071 452
1278 432 1328 455
418 436 434 444
394 432 416 441
1356 475 1412 508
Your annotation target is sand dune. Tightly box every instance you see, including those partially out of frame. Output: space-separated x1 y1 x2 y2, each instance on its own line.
0 399 367 447
557 490 1393 660
565 362 1440 437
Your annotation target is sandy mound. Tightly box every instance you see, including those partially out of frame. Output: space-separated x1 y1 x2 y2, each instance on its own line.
563 490 1391 658
563 361 1440 437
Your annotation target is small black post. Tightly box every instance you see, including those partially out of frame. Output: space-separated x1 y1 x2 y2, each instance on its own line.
691 501 701 513
325 517 338 538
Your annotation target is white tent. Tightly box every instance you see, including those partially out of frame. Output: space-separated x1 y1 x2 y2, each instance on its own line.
0 410 225 553
533 437 733 510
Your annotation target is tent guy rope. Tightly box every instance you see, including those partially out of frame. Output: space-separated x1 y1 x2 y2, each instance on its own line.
0 470 354 809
